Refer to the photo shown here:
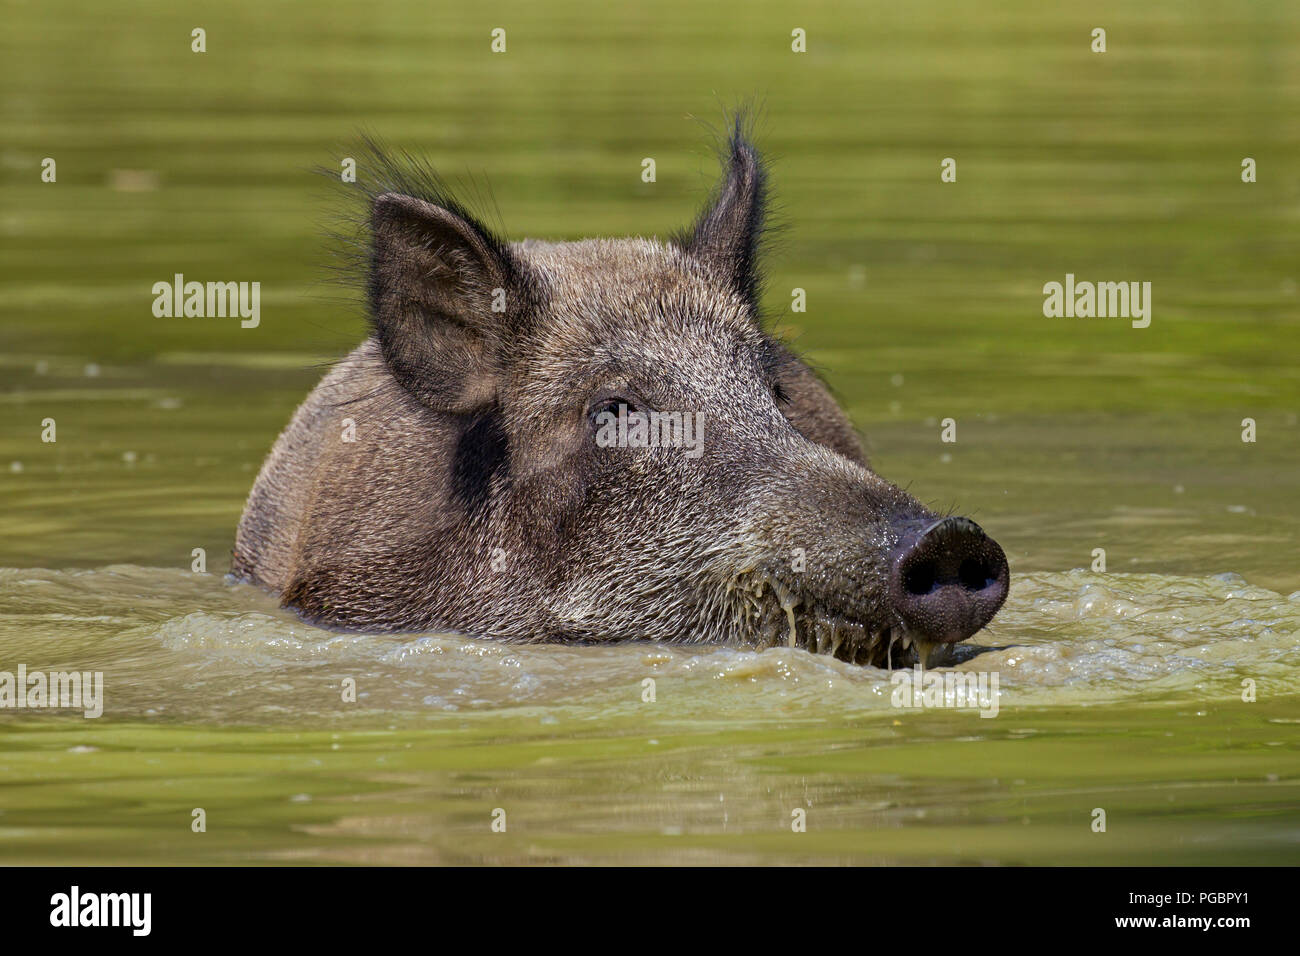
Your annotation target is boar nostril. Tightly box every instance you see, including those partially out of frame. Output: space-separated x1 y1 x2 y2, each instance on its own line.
902 564 936 596
958 557 996 591
889 516 1010 643
903 555 995 596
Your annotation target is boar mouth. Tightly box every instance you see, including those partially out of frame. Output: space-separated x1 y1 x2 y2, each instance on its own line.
724 571 951 669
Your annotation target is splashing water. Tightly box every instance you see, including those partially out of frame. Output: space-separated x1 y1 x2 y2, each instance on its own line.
1 565 1295 725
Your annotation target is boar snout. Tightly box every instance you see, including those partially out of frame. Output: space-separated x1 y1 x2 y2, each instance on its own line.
889 516 1009 644
730 445 1007 668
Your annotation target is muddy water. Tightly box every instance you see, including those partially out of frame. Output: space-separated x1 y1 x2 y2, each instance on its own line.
2 0 1300 863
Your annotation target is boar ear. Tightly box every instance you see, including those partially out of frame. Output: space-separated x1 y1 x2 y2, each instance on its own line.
678 125 767 308
368 192 518 412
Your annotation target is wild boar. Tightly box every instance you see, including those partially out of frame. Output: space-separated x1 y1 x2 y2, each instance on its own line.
232 122 1009 668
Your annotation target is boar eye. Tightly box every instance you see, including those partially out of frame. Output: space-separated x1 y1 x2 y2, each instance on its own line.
772 381 791 406
588 397 637 425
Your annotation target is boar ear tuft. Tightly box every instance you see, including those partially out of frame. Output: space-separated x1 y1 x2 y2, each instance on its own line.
677 122 768 308
368 192 519 412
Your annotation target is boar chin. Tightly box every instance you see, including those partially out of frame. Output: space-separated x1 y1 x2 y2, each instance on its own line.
725 569 951 670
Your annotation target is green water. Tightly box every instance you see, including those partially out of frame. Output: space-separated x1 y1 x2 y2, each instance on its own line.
1 0 1297 864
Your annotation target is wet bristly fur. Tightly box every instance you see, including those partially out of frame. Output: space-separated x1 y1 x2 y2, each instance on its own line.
232 117 948 667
